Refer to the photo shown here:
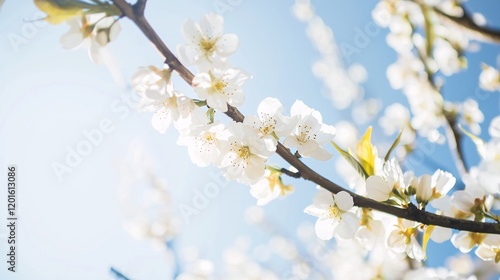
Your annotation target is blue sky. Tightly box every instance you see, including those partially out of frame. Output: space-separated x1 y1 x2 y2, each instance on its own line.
0 0 499 279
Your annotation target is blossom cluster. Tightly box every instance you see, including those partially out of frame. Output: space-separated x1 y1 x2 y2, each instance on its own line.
373 0 486 142
131 13 336 204
33 1 500 277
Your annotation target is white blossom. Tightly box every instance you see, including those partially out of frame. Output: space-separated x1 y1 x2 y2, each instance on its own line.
193 67 250 112
137 90 195 134
387 219 425 261
479 64 500 92
475 234 500 263
283 100 336 160
219 122 275 183
304 189 359 240
177 122 229 167
178 13 239 69
249 170 293 206
60 14 120 63
244 97 296 146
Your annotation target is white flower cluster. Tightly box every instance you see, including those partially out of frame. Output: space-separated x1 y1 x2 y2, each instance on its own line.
131 13 336 205
373 0 486 142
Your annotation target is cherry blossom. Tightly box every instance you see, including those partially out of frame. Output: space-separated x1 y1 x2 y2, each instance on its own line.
244 97 296 146
304 189 359 240
137 89 195 134
60 14 120 63
193 67 250 112
475 234 500 263
131 66 172 97
177 122 229 167
178 13 239 69
283 100 336 160
219 122 275 183
249 169 294 206
479 64 500 92
387 219 425 261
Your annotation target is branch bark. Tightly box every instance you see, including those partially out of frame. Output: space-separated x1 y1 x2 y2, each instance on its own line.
111 0 500 235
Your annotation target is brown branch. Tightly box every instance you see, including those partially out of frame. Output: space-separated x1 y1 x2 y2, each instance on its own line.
443 112 468 177
433 6 500 44
110 0 500 235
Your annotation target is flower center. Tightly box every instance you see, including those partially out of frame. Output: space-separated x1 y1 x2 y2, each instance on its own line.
199 38 216 54
214 80 226 92
328 206 341 219
237 146 251 159
296 124 317 144
202 132 215 143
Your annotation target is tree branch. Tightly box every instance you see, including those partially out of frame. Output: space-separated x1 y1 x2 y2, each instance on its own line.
110 0 500 235
433 6 500 44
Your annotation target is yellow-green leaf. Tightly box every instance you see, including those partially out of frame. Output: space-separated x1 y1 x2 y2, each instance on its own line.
331 141 368 179
422 225 434 260
356 126 376 176
458 124 486 158
384 128 403 162
34 0 84 24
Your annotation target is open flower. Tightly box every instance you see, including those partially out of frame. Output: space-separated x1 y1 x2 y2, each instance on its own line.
219 122 275 183
284 100 336 160
244 97 297 146
249 169 294 206
365 159 407 202
479 64 500 92
177 122 229 167
131 66 172 97
178 13 239 69
451 231 486 253
60 14 120 63
193 68 250 112
304 189 359 240
475 234 500 263
138 90 195 134
387 219 425 261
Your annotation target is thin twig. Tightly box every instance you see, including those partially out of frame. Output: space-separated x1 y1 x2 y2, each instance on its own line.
280 167 301 179
110 267 132 280
110 0 500 235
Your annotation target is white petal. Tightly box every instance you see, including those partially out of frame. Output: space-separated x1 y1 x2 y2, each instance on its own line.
334 191 354 212
182 18 202 44
430 226 452 243
151 109 171 134
200 13 224 39
315 218 337 240
475 245 496 261
60 30 84 49
366 176 392 201
216 33 239 56
245 156 266 179
335 212 359 239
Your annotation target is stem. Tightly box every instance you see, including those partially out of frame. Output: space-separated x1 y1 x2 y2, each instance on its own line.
433 6 500 44
110 0 500 235
110 267 132 280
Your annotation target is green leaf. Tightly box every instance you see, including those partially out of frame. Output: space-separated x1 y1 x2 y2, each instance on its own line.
356 126 376 176
193 99 207 107
458 124 486 158
331 141 368 179
384 128 404 162
206 108 215 123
